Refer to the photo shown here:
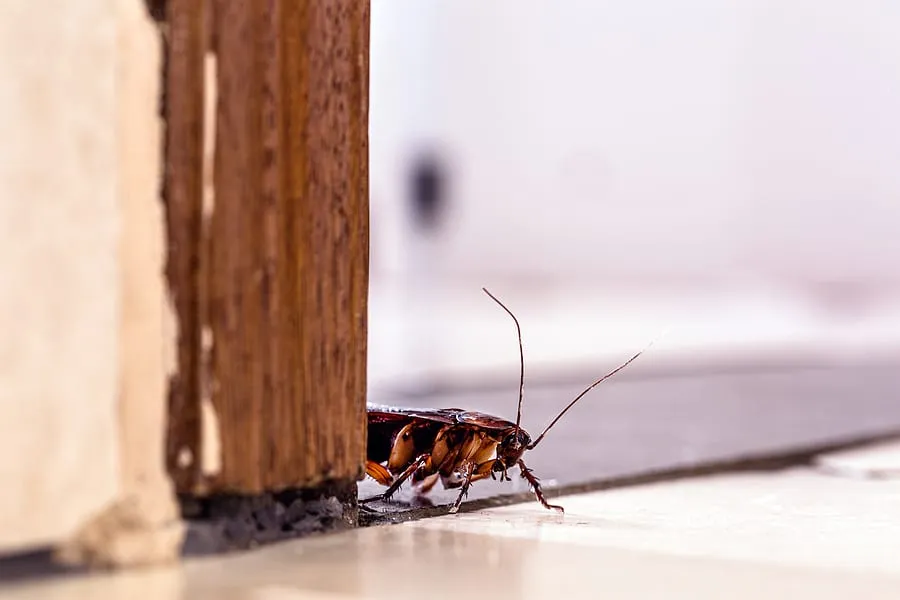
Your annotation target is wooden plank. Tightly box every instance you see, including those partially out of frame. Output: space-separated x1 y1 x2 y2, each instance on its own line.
162 0 206 491
205 0 369 493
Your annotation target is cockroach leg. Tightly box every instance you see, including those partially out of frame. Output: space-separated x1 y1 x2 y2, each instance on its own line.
490 465 510 482
361 453 430 505
365 460 393 486
518 460 563 513
449 462 476 514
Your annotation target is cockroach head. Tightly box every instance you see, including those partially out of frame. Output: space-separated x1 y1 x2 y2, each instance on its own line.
496 427 531 469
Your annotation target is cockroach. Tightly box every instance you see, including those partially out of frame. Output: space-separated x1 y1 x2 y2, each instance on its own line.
362 287 652 514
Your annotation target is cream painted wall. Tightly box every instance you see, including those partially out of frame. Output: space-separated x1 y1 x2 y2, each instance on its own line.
0 0 181 563
0 0 120 553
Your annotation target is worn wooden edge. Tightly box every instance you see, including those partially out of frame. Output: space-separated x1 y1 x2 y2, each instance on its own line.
162 0 206 493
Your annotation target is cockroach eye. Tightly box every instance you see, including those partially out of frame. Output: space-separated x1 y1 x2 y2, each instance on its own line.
517 430 532 448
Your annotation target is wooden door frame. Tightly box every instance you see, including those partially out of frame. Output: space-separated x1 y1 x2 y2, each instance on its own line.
161 0 370 549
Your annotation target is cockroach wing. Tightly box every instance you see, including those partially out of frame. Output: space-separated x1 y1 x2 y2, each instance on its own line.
366 403 462 425
451 411 518 432
366 409 414 426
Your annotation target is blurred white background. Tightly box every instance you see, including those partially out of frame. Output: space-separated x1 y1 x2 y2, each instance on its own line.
366 0 900 397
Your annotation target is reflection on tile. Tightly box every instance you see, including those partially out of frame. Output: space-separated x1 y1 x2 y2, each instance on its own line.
814 441 900 479
5 468 900 600
179 525 899 600
410 468 900 577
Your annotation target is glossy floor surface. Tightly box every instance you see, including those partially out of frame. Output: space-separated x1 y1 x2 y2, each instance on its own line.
5 442 900 600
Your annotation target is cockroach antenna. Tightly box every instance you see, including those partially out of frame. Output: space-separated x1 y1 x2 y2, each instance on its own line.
528 327 669 449
481 287 526 435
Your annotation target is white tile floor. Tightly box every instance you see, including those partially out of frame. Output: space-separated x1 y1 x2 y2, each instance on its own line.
6 442 900 600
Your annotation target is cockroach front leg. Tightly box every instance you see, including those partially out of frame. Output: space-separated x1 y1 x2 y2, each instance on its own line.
361 453 430 505
495 465 513 482
518 460 563 512
490 464 512 482
449 462 476 514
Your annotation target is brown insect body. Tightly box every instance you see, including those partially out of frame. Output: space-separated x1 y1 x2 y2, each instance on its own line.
362 288 650 514
364 405 546 513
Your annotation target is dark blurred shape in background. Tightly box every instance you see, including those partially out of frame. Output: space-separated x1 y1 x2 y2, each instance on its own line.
408 151 447 233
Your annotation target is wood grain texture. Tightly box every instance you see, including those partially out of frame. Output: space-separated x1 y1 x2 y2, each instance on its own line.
205 0 370 493
163 0 206 491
